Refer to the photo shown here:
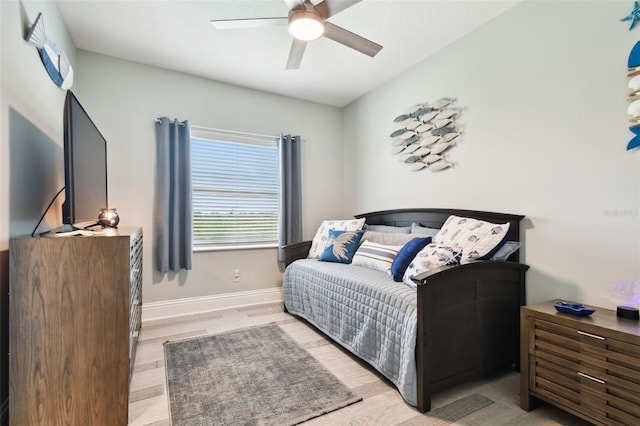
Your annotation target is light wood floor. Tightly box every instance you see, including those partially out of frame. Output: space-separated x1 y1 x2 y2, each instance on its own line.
128 302 591 426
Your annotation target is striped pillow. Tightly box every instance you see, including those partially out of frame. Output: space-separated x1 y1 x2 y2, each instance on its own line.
351 241 402 274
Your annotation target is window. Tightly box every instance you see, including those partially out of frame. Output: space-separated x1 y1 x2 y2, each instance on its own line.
191 127 278 251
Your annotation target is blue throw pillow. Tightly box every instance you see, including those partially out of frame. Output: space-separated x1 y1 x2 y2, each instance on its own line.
391 237 432 282
319 229 364 263
490 241 521 261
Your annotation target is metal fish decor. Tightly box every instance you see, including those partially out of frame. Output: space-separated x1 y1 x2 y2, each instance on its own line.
25 12 74 90
627 41 640 150
621 1 640 31
389 98 461 171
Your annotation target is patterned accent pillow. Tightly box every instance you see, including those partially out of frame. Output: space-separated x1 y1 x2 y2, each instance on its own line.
433 215 511 264
308 218 366 259
351 241 403 274
402 243 461 288
318 230 364 263
390 237 432 282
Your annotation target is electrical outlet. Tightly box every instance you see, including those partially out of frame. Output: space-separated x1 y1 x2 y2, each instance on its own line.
233 269 240 282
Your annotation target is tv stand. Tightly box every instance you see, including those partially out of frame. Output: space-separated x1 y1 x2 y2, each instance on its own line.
77 221 102 230
9 227 143 425
39 223 76 235
42 221 102 236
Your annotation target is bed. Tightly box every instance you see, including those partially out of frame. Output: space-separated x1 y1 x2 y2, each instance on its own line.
282 208 529 412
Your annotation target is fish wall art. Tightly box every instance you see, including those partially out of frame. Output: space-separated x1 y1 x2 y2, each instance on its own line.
622 3 640 150
621 1 640 31
389 98 461 171
25 12 74 90
627 41 640 150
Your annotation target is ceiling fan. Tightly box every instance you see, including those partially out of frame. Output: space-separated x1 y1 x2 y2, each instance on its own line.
210 0 382 70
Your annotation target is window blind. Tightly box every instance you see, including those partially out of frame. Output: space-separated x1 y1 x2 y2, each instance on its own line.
191 130 278 248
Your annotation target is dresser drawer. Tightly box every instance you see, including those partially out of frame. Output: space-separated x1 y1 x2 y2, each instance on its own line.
531 319 640 383
128 230 143 378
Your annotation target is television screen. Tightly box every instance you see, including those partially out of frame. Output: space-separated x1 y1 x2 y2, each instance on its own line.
61 90 108 228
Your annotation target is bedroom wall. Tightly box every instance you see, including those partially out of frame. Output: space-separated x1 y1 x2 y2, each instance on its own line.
342 0 640 310
73 51 343 304
1 1 78 422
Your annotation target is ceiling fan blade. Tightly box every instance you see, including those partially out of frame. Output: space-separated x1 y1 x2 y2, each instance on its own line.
282 0 304 10
323 22 382 57
315 0 362 18
210 17 288 30
286 38 307 70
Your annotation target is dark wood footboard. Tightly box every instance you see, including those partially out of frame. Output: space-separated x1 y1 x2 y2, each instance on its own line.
412 260 528 412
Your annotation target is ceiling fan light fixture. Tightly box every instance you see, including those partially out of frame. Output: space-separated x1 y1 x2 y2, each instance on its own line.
288 10 324 41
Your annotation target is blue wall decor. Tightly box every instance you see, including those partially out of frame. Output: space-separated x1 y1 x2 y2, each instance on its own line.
25 12 74 90
621 1 640 30
389 98 461 171
627 42 640 150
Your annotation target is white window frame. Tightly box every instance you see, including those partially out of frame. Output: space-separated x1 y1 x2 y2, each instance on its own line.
191 126 279 252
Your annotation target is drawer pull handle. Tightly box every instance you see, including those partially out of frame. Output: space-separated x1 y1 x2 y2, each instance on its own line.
577 331 605 340
578 372 605 384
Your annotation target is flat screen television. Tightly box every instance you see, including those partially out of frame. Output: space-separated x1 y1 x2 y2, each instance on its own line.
58 90 109 231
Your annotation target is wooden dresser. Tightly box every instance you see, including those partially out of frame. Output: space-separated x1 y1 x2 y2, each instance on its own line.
521 300 640 425
9 228 142 426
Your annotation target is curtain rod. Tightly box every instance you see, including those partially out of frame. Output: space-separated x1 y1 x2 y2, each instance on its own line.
191 125 276 141
155 118 185 126
155 121 302 142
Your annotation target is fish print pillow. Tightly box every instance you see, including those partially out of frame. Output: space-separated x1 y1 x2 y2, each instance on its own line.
433 215 511 264
402 243 461 288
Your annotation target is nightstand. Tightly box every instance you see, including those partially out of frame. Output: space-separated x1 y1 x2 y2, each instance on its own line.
521 300 640 425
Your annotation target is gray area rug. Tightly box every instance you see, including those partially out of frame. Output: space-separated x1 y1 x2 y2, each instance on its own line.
164 323 362 425
399 393 494 426
423 393 494 425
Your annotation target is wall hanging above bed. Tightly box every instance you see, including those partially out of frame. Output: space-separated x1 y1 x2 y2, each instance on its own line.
389 97 462 171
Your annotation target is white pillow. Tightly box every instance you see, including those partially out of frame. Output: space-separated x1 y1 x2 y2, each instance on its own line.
307 218 366 259
351 241 402 274
402 242 461 288
433 215 510 264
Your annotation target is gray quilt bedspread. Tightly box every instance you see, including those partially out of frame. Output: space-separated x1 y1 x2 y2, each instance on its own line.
283 259 418 406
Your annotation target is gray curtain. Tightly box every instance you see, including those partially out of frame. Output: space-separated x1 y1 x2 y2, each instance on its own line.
154 117 193 272
277 134 302 262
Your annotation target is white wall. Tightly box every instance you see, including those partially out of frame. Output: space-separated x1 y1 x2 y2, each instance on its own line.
73 52 343 302
1 0 77 244
342 0 640 309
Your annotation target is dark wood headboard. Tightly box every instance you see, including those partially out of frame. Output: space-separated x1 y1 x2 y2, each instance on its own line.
355 208 525 261
282 208 526 267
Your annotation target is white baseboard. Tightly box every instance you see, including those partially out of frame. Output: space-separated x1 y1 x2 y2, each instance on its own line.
142 287 284 324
